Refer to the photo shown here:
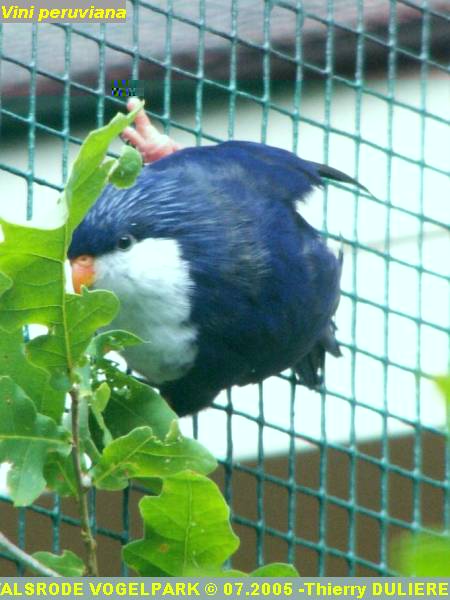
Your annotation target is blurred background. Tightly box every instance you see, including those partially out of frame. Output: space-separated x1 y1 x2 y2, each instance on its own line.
1 0 449 576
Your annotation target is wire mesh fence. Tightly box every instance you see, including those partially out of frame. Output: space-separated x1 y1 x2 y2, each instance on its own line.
0 0 449 577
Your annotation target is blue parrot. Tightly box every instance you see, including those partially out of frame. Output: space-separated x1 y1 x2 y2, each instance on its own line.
69 140 364 416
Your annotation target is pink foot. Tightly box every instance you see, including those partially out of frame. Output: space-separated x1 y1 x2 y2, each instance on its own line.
121 97 182 164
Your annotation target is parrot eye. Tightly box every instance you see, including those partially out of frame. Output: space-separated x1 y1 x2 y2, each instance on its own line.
117 235 135 251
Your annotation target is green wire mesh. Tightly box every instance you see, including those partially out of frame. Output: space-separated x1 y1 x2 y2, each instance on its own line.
0 0 449 577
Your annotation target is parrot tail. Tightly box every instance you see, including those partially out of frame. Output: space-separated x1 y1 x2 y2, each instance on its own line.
295 321 342 389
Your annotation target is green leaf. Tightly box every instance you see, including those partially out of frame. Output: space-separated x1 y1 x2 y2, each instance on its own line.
90 382 113 447
192 563 299 577
0 219 118 389
129 477 163 495
91 330 143 356
93 423 217 490
250 563 299 576
436 376 450 431
32 550 85 576
65 100 144 233
44 453 78 498
436 376 450 408
0 328 64 422
0 220 67 331
393 532 450 576
0 376 71 506
98 361 177 440
92 381 111 413
123 471 240 576
0 271 12 296
108 145 143 189
27 289 119 390
72 360 105 462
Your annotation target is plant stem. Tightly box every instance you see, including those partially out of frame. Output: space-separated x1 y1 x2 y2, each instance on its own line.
0 531 60 577
70 388 99 576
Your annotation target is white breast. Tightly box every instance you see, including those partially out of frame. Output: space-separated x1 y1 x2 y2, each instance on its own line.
94 237 198 384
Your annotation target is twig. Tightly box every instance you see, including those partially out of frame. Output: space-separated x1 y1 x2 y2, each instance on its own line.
70 388 99 576
0 531 60 577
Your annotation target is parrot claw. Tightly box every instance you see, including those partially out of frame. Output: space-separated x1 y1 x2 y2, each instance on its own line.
122 97 182 164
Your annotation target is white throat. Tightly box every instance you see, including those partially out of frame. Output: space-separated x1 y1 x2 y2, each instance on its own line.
94 237 198 384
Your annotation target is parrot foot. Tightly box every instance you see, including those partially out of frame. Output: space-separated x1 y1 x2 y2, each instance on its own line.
121 97 182 164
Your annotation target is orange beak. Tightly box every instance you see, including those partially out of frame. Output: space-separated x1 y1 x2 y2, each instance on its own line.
70 255 96 294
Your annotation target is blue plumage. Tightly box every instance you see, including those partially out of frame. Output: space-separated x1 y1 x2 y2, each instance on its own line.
69 141 361 415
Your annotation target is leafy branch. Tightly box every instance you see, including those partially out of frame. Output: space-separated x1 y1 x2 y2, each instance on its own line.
0 104 298 577
392 376 450 576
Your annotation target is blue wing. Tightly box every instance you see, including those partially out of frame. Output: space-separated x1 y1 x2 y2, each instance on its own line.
150 142 345 414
